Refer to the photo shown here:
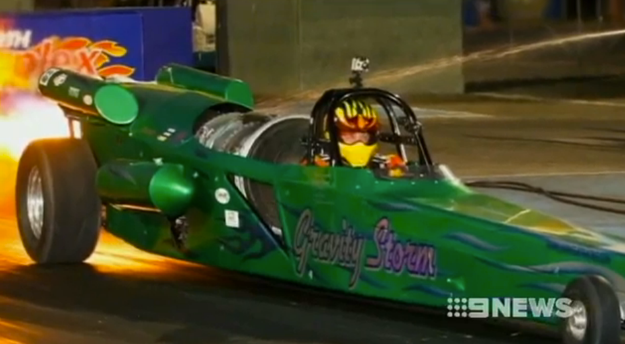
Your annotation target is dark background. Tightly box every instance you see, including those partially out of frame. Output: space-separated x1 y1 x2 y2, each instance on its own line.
23 0 625 99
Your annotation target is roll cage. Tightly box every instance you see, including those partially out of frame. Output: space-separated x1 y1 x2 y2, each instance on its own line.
302 85 434 169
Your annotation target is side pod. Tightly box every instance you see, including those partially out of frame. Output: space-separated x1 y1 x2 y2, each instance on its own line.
97 160 196 217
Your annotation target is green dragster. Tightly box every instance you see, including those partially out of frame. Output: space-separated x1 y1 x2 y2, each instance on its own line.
14 63 625 344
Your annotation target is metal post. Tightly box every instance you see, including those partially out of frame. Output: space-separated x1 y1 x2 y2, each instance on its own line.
609 0 621 22
215 0 230 75
597 0 603 21
575 0 583 72
576 0 582 32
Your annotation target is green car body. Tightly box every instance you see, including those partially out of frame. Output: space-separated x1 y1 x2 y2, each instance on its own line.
28 64 625 332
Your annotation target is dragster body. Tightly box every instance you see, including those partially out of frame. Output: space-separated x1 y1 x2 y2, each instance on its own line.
15 63 625 344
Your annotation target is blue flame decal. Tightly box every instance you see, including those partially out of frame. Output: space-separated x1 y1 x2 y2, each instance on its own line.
476 257 625 292
519 282 566 294
444 232 508 252
403 284 453 298
367 200 423 212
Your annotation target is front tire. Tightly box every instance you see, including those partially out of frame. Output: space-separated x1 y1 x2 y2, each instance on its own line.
15 138 101 264
560 275 621 344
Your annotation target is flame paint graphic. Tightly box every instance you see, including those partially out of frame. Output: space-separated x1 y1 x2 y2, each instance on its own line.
13 36 136 80
90 40 128 57
58 37 90 50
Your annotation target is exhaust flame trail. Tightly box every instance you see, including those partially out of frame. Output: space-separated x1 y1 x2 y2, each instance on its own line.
0 91 71 215
259 28 625 110
0 91 70 159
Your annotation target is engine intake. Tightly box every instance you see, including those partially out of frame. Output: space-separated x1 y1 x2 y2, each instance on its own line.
195 112 309 229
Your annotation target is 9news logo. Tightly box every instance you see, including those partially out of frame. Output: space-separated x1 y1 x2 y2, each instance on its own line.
446 297 575 319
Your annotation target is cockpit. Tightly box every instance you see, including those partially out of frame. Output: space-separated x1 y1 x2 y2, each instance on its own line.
302 88 432 177
194 56 443 181
299 57 438 179
193 57 458 235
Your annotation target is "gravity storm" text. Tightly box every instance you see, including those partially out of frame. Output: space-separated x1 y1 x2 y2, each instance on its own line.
293 210 437 289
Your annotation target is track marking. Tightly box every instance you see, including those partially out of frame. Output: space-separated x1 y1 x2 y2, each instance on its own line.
412 107 490 119
373 104 490 118
260 101 491 119
475 92 625 108
549 137 621 146
462 170 625 180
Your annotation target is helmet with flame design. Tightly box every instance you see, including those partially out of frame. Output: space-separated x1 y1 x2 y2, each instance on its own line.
328 99 380 167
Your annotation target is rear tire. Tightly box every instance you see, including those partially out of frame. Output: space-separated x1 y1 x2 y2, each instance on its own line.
15 138 101 264
560 275 621 344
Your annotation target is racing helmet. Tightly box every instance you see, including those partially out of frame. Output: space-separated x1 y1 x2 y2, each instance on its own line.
330 99 380 167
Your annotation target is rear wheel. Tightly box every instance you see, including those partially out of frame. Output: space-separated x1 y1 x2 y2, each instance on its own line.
560 275 621 344
15 138 101 264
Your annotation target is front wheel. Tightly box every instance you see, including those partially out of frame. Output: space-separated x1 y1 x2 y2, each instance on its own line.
560 275 621 344
15 138 101 264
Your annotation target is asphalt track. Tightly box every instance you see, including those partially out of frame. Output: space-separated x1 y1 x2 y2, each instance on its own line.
2 96 625 343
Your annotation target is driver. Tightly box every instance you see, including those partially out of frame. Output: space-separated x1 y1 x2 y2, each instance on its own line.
305 99 406 176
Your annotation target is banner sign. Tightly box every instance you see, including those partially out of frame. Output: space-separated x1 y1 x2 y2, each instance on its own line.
0 7 193 91
0 7 194 168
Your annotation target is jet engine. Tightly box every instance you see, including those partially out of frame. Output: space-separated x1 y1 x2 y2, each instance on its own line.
195 111 309 230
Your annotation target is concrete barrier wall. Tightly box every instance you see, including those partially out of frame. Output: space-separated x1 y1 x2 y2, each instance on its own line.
224 0 301 97
225 0 464 98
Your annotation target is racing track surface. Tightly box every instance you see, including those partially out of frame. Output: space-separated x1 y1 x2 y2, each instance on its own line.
2 96 625 344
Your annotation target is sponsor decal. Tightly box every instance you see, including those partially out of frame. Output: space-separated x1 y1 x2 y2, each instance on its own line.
215 188 230 204
0 29 31 49
225 210 240 228
52 73 67 86
293 210 437 289
37 67 60 86
68 86 80 97
0 36 135 89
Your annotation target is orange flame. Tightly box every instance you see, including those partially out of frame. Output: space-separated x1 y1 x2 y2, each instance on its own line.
0 92 72 215
0 34 134 215
0 36 135 90
0 93 71 159
0 34 134 151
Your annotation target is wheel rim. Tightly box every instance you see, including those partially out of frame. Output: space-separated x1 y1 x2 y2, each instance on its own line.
567 300 588 340
26 166 44 239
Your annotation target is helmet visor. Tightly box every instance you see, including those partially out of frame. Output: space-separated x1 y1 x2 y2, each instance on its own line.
339 130 377 145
